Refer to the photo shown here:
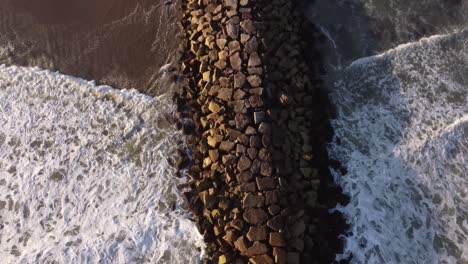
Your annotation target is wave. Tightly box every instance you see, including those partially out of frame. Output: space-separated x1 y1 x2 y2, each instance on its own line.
0 65 203 263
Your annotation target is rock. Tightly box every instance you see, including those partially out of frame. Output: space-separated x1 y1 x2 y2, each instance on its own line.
246 226 267 241
196 179 212 192
237 154 252 171
240 0 248 6
247 75 262 87
244 37 258 54
237 171 254 183
239 182 256 192
236 144 246 154
260 162 272 176
245 126 256 135
215 60 227 69
234 236 248 252
240 20 254 35
235 113 249 130
247 147 258 159
229 52 242 71
203 71 211 83
217 88 232 101
248 67 263 75
203 157 212 168
200 190 216 209
245 241 268 256
250 159 261 174
256 177 275 191
266 215 283 231
226 18 239 39
223 229 238 246
248 52 261 67
225 0 238 10
269 232 285 247
249 136 261 148
265 191 279 205
243 193 265 208
220 141 236 152
240 33 250 44
258 122 271 134
233 89 246 99
216 38 227 49
250 255 273 264
268 205 281 215
228 40 241 53
254 111 266 124
243 208 268 225
273 247 287 264
249 95 264 108
209 101 222 113
234 72 246 88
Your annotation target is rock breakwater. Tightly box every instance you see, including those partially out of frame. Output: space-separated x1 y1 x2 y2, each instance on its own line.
175 0 348 263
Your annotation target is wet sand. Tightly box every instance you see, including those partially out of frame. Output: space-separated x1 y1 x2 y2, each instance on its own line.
0 0 181 94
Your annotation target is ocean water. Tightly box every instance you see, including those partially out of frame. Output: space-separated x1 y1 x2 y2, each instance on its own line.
308 0 468 263
0 65 203 263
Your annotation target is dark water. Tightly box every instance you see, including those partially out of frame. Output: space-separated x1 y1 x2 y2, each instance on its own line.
0 0 181 94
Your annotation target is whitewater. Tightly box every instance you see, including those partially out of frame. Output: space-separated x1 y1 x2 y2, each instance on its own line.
0 65 203 263
329 30 468 263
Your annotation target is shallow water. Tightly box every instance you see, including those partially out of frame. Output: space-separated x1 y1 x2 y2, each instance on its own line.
308 0 468 263
0 65 203 263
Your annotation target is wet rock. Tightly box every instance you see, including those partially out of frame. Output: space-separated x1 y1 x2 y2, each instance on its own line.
246 226 267 241
243 208 268 225
243 193 265 208
237 154 252 171
253 111 265 124
256 177 275 191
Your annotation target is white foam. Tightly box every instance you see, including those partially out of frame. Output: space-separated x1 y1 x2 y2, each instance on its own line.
0 65 204 263
330 31 468 263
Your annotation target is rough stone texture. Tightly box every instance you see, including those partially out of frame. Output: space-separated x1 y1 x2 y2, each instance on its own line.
246 226 267 241
243 208 268 225
245 241 268 256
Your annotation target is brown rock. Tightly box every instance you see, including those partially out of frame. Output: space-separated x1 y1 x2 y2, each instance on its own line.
265 191 279 205
245 241 268 256
233 88 246 99
245 37 258 54
269 232 285 247
256 177 275 191
208 101 222 113
240 0 249 6
249 136 261 148
234 236 248 253
267 215 284 231
237 171 254 183
235 113 249 130
225 0 238 10
268 205 281 215
247 147 258 159
230 52 242 71
248 67 263 75
217 88 232 101
245 126 256 135
243 208 268 225
258 122 271 134
243 193 265 208
250 255 273 264
240 19 254 35
246 226 267 241
220 141 236 152
226 18 239 39
260 162 272 176
249 95 264 108
273 247 287 264
239 182 256 192
223 229 238 246
234 72 246 88
216 38 227 49
247 75 262 87
215 60 227 69
248 52 261 68
240 33 250 44
237 154 252 171
228 40 241 53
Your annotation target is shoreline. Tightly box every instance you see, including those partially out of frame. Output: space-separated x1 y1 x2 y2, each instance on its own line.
175 0 349 263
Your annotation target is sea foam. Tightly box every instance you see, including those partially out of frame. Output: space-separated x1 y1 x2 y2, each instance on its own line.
0 65 204 263
330 30 468 263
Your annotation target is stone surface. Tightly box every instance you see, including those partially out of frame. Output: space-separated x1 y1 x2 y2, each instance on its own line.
247 75 262 87
234 236 248 252
243 208 268 225
229 52 242 71
248 52 261 67
217 88 232 101
254 111 266 124
256 177 275 191
234 72 246 88
250 254 273 264
242 193 265 208
237 154 252 171
239 182 256 192
220 141 236 152
225 0 238 10
269 232 285 247
245 241 268 256
273 247 287 264
244 37 258 54
246 226 267 241
267 215 284 231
